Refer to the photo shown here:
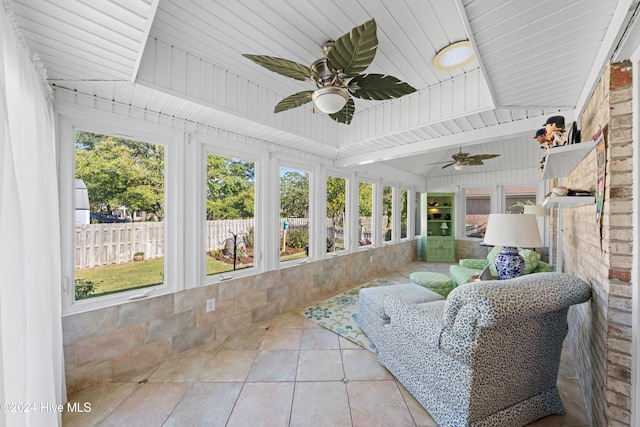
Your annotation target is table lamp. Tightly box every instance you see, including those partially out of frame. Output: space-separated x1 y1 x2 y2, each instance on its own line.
483 214 542 280
440 222 449 236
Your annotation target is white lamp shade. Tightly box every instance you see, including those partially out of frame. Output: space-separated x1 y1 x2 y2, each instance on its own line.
453 164 469 171
483 214 542 248
523 205 547 217
440 222 449 229
312 87 349 114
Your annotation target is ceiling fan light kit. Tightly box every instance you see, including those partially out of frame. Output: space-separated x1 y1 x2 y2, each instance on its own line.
312 86 349 114
243 19 416 124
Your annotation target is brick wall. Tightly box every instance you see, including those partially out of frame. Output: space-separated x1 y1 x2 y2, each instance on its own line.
62 240 417 393
562 61 634 426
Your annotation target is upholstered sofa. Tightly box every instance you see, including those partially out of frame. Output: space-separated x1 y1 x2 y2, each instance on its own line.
358 272 591 427
450 246 553 287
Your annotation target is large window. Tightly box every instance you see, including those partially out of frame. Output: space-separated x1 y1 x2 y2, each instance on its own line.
383 185 393 242
280 166 310 262
358 181 373 246
74 130 165 300
327 176 346 253
505 186 537 213
465 188 491 238
205 154 255 275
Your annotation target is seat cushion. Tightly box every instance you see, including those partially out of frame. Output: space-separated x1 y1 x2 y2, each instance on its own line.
409 272 454 297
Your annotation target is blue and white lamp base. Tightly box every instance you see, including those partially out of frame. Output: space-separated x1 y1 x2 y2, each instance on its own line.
493 246 525 280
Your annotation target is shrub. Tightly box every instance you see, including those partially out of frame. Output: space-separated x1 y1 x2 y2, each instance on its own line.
286 228 308 249
75 278 98 299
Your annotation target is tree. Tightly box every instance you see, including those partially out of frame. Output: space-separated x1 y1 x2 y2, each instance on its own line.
280 170 309 218
358 181 373 217
75 131 164 218
206 155 255 220
326 176 346 225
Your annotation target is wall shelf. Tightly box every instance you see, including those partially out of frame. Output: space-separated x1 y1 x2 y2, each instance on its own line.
541 141 596 180
542 195 595 208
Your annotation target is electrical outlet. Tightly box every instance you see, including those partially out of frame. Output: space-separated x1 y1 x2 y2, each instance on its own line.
206 298 216 312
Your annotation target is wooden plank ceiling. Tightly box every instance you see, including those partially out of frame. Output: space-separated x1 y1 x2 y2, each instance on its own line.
9 0 634 177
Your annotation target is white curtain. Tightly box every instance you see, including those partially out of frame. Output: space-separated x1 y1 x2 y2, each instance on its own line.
0 2 66 426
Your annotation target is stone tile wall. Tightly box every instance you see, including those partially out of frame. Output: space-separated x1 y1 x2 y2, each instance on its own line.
63 240 417 393
562 61 633 426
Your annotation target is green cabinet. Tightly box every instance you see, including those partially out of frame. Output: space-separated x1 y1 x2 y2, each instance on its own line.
425 193 455 262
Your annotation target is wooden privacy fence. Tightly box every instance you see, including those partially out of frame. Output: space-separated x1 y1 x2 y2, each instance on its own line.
75 217 374 268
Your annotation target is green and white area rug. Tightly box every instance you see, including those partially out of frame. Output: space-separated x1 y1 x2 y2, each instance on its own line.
299 278 397 352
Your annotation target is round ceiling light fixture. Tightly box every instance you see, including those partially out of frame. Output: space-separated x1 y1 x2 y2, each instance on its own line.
433 40 475 70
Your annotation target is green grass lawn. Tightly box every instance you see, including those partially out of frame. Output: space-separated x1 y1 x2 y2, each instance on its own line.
75 257 243 299
75 251 301 299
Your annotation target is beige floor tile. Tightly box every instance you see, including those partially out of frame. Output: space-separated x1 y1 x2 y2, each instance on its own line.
63 382 139 427
261 328 302 350
397 383 438 427
198 350 258 382
163 382 243 427
290 381 351 427
342 349 393 380
226 382 295 427
221 327 266 350
347 380 415 427
296 349 345 381
147 350 212 382
300 327 340 349
338 336 363 350
97 382 190 427
302 318 323 328
268 312 305 329
246 350 299 381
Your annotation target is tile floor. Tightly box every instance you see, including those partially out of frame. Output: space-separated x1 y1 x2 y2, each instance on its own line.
63 262 590 427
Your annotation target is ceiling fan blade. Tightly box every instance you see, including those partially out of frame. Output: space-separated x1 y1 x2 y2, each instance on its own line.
466 159 484 166
441 162 456 169
329 98 355 124
274 91 314 113
348 74 417 100
327 19 377 78
242 54 315 81
468 154 500 161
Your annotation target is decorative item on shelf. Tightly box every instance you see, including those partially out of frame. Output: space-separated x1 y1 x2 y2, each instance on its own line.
445 213 451 220
543 115 568 148
440 222 449 236
429 199 440 207
551 186 569 196
427 214 432 220
483 214 542 280
433 213 442 219
427 230 433 236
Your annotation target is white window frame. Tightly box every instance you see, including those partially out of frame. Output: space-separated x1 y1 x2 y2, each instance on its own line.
277 158 315 267
199 141 262 285
357 178 376 249
382 182 397 244
325 170 350 256
58 111 183 315
399 186 411 240
459 186 494 241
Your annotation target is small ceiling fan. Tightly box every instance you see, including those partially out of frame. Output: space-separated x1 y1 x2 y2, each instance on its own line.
243 19 416 125
429 149 500 170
